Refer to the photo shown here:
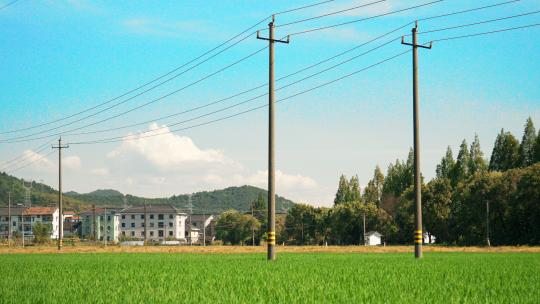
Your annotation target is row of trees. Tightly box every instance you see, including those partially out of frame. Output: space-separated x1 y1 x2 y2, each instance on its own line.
279 117 540 246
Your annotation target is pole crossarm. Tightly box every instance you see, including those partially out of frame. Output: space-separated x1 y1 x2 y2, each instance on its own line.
256 31 290 44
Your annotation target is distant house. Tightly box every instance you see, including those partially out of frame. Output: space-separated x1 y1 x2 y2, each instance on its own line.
189 214 216 244
364 231 382 246
80 208 121 242
423 232 436 244
119 205 187 242
0 206 60 240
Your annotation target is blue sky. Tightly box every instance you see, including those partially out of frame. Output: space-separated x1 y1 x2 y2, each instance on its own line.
1 0 539 206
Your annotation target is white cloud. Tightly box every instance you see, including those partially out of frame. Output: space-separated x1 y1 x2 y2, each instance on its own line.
90 167 109 176
108 123 229 170
240 170 318 190
63 155 81 170
21 150 54 172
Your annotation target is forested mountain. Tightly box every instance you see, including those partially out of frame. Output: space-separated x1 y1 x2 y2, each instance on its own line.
0 172 295 213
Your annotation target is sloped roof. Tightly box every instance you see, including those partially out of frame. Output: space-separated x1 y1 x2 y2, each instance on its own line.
365 231 382 237
25 207 57 215
0 206 26 216
120 205 186 215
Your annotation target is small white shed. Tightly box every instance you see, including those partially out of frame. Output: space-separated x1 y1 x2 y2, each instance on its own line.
423 232 436 244
364 231 382 246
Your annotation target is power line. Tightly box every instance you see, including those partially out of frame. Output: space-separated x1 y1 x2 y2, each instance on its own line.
70 49 412 145
0 141 52 169
6 150 55 174
275 0 388 28
62 36 403 145
1 142 52 172
58 23 412 139
0 43 268 144
275 0 337 15
418 0 521 22
0 16 270 136
68 18 540 146
288 0 444 36
0 0 18 11
416 10 540 35
431 22 540 42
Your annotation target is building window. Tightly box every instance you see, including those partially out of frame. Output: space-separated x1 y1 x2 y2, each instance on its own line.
140 215 144 220
131 223 135 228
168 231 173 237
122 223 126 228
107 216 111 221
169 214 173 219
141 223 145 228
131 215 135 219
130 231 135 237
122 231 126 236
158 222 164 228
122 215 125 219
150 231 154 237
100 216 103 221
169 222 173 228
150 223 155 228
140 231 144 237
158 214 164 220
150 214 154 219
107 226 111 232
158 230 164 237
12 221 16 227
193 222 197 227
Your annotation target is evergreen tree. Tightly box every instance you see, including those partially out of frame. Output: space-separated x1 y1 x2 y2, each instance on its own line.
452 139 471 184
489 129 520 171
535 130 540 163
436 146 455 179
334 175 350 205
519 117 536 167
469 134 487 174
348 175 361 202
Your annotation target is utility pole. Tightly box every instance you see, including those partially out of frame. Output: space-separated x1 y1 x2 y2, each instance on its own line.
188 194 193 246
486 200 491 247
103 207 107 246
52 137 69 250
7 192 11 247
251 206 255 246
257 15 289 261
402 22 432 259
203 212 206 247
144 202 148 244
21 207 25 248
92 204 96 241
363 212 366 246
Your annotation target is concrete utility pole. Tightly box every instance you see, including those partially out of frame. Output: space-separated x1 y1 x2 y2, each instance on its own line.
144 203 148 244
21 208 25 248
103 207 107 246
92 204 96 241
52 137 69 250
486 200 491 247
363 212 366 246
7 192 11 247
188 194 193 246
257 15 289 261
203 212 206 247
402 22 432 259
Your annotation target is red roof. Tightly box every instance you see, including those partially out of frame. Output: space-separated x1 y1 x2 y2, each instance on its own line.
25 207 57 215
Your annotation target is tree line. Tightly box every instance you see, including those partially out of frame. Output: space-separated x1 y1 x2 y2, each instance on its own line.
278 117 540 246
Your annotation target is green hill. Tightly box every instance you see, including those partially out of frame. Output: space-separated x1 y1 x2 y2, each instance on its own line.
0 172 295 213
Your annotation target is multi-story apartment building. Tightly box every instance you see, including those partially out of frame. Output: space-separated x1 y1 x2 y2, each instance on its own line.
0 206 60 240
80 208 121 242
119 205 188 242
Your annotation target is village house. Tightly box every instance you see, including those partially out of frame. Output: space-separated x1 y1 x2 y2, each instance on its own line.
0 206 60 240
188 214 216 244
119 205 188 242
364 231 382 246
80 208 121 242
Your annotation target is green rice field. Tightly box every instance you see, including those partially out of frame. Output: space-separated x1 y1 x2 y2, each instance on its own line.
1 252 539 303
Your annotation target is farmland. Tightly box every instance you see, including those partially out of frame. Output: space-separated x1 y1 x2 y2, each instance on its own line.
1 251 539 303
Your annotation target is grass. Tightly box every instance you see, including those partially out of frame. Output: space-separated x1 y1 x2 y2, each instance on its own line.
1 252 539 303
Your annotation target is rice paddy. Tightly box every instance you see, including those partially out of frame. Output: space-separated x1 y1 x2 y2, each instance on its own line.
1 251 539 303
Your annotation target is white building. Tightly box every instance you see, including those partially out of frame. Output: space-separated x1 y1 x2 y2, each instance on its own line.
0 206 60 240
189 214 215 244
119 205 188 242
80 208 121 242
364 231 382 246
423 232 436 244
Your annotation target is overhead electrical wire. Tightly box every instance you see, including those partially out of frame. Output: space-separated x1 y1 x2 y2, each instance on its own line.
70 20 540 145
275 0 337 15
0 17 271 136
288 0 444 36
1 143 52 172
418 0 521 22
5 150 56 174
0 0 18 11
